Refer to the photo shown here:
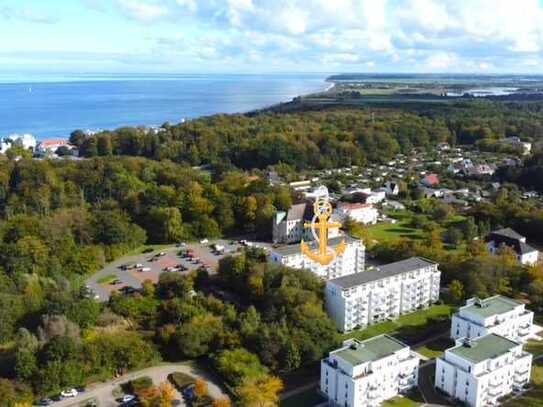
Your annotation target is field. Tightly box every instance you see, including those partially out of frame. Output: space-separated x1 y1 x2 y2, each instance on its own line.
341 304 454 345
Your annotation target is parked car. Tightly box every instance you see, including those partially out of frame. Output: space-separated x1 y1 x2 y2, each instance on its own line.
121 394 137 402
140 267 151 272
158 252 166 256
176 242 187 247
135 263 143 268
36 399 53 406
60 388 78 398
200 238 209 244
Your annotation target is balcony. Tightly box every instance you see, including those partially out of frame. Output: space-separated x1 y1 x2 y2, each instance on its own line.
487 387 502 397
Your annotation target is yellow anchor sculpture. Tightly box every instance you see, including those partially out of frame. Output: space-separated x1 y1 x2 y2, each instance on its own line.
300 197 346 265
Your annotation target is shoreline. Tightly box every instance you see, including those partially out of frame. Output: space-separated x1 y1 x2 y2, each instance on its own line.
1 75 330 140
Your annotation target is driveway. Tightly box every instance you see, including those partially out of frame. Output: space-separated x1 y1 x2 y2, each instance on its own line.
51 363 229 407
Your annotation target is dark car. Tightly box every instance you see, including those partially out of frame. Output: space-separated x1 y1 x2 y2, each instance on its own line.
36 399 53 406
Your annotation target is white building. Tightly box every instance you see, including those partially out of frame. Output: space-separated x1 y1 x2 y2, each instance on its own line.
325 257 441 332
335 202 378 225
269 236 365 280
272 201 340 244
485 228 539 265
451 295 539 343
35 138 74 157
435 334 532 407
0 133 37 153
321 335 420 407
383 181 400 196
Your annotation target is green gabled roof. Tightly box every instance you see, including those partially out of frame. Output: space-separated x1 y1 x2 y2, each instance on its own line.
462 295 521 318
334 335 407 366
448 333 519 364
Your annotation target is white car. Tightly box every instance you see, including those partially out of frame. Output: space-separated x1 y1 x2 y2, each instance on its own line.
135 263 143 268
141 267 151 272
121 394 136 402
60 388 78 398
200 238 209 244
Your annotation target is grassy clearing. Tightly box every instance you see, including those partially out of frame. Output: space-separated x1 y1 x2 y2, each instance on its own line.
415 336 455 359
366 211 424 243
341 305 454 345
280 387 325 407
97 274 118 285
382 389 424 407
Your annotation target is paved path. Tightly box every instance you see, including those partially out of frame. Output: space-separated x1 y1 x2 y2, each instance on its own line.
54 363 228 407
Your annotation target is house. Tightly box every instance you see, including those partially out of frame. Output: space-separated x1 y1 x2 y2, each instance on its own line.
272 203 311 244
35 138 73 156
325 257 441 332
269 236 365 280
321 335 420 407
485 228 539 265
435 334 532 407
288 180 312 191
334 202 378 225
420 173 439 187
451 295 540 343
383 181 400 196
352 190 386 205
503 137 532 155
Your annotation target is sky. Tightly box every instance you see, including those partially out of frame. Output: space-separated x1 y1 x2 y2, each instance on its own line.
1 0 543 74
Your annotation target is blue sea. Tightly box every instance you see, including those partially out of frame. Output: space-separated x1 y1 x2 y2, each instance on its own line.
0 73 328 139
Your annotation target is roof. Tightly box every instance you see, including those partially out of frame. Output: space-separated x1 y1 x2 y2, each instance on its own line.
39 138 69 147
490 228 525 241
462 295 521 318
422 174 439 185
333 335 407 366
272 236 357 257
337 202 373 210
286 203 307 221
448 333 519 364
328 257 437 289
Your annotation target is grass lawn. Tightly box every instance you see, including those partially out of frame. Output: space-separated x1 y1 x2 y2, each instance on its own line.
97 274 118 285
280 387 325 407
382 389 424 407
366 210 424 243
341 304 454 345
525 340 543 357
415 336 455 359
124 244 173 257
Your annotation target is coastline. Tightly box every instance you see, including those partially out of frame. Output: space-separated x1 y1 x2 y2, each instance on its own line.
0 74 330 140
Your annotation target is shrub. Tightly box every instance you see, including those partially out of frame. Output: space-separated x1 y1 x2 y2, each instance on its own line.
168 372 195 390
122 376 153 394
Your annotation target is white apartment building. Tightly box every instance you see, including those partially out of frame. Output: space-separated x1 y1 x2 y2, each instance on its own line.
451 295 539 343
269 236 365 280
321 335 420 407
325 257 441 332
335 202 379 225
435 334 532 407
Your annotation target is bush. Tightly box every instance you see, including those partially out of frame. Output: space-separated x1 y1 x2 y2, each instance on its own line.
122 376 153 394
168 372 195 390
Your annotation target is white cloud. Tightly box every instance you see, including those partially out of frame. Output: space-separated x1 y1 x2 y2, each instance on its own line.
116 0 169 22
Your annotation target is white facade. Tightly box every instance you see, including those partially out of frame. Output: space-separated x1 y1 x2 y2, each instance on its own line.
0 133 37 153
451 296 538 343
486 228 539 266
321 335 420 407
435 334 532 407
335 202 378 225
325 257 441 332
270 236 365 280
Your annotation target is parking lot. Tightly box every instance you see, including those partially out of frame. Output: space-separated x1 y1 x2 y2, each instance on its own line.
86 239 249 302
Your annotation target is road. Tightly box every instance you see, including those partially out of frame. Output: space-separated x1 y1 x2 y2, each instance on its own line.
54 363 229 407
